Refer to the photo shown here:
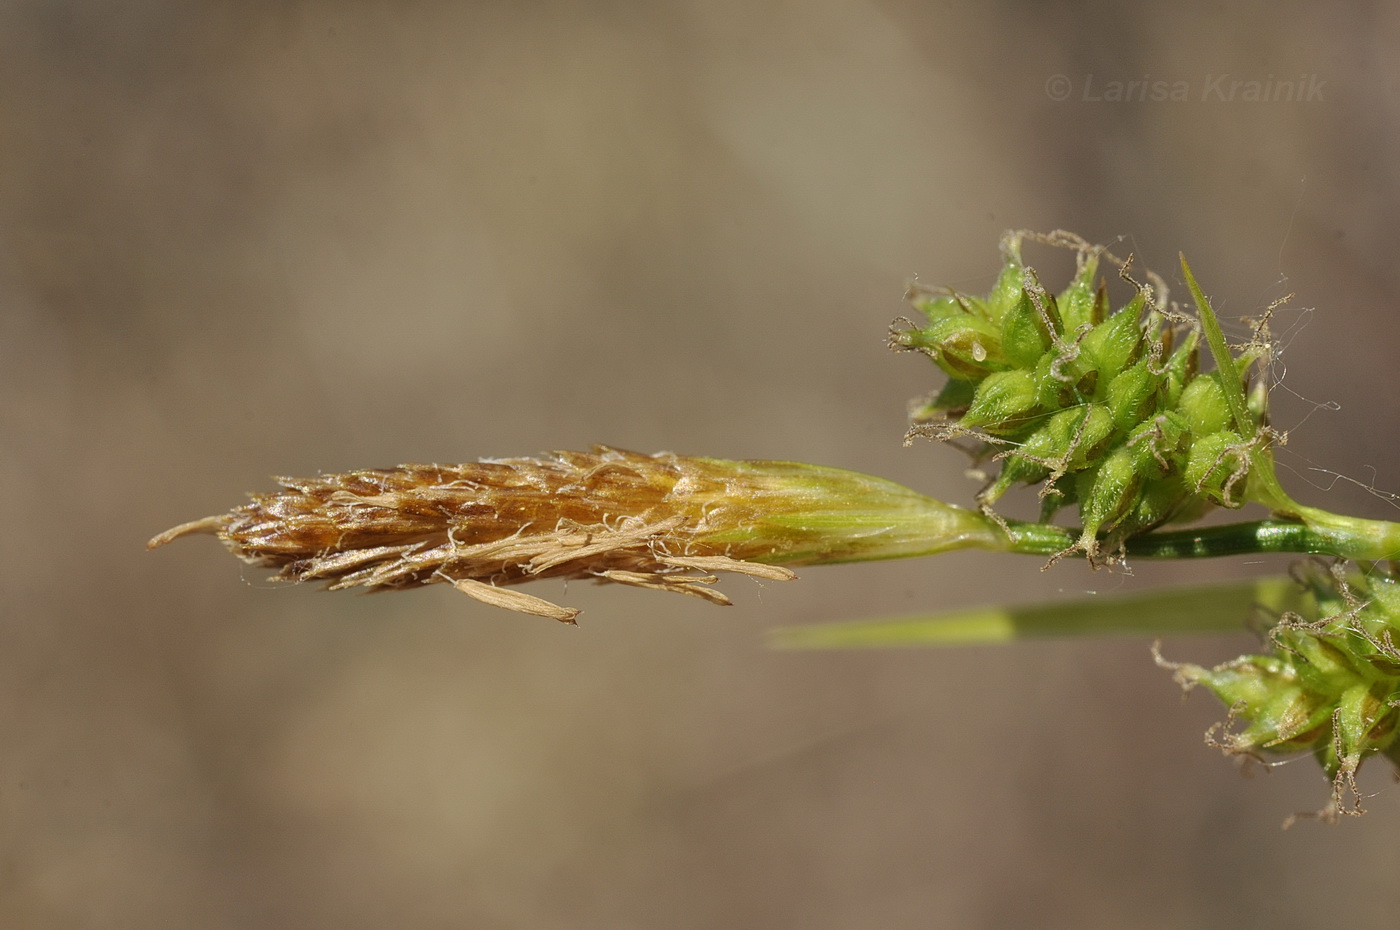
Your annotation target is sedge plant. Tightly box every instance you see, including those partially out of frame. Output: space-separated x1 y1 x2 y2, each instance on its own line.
151 230 1400 822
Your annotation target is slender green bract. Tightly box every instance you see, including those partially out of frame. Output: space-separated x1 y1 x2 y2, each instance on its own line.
770 577 1302 648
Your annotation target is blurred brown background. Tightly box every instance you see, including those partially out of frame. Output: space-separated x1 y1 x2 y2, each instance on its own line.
5 1 1400 927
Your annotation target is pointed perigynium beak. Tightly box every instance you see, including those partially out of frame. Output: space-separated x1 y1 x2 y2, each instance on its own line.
149 447 1005 622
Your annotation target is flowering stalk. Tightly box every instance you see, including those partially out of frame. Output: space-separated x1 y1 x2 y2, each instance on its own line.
150 231 1400 818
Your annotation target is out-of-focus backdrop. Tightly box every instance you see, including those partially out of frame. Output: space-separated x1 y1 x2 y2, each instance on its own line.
5 2 1400 927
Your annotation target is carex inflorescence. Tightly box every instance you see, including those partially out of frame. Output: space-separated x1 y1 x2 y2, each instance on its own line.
893 230 1275 562
1162 559 1400 822
151 227 1400 819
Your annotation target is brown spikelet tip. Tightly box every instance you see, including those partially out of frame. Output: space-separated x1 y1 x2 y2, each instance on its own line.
149 447 801 621
147 516 228 549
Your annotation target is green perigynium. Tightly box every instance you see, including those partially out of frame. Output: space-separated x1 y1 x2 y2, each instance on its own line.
1160 560 1400 823
894 230 1274 561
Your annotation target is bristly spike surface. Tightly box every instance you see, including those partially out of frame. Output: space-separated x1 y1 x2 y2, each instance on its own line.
149 447 1005 621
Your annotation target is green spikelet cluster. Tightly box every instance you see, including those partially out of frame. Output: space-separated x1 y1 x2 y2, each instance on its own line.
1162 560 1400 822
893 230 1271 560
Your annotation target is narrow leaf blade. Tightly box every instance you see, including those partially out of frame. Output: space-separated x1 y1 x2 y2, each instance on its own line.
770 577 1301 649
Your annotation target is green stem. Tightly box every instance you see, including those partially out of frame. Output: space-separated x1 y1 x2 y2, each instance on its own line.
997 515 1400 562
1275 506 1400 561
